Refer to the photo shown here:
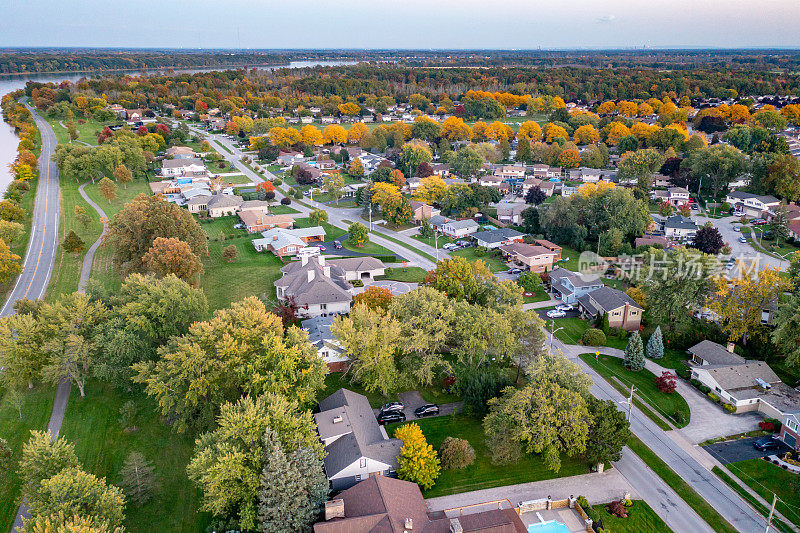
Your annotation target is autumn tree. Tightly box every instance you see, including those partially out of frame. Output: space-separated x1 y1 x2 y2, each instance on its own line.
299 124 323 146
0 219 24 244
395 423 441 489
104 194 207 271
134 297 326 432
332 303 403 396
19 430 79 502
323 124 347 145
347 122 369 144
349 157 364 178
222 244 238 263
691 223 725 255
415 175 448 204
62 230 85 254
556 149 580 169
398 141 433 177
0 199 26 222
113 164 132 188
142 237 204 285
347 221 369 247
709 267 792 345
617 148 665 191
98 176 117 203
354 285 393 310
323 173 345 204
573 124 600 145
0 238 22 283
518 120 543 141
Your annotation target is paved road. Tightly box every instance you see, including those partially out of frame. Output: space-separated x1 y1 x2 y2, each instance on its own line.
77 183 108 291
0 103 61 317
694 214 789 273
705 436 790 465
555 338 768 533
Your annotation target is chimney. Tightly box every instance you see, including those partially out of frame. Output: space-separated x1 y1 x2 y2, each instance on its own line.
727 342 735 353
332 415 343 424
273 235 279 241
449 518 463 533
324 266 331 278
301 255 309 267
319 255 326 266
324 499 345 521
405 518 414 530
307 269 315 283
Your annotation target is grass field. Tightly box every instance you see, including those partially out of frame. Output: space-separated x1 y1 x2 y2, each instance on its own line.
589 501 672 533
449 248 508 272
343 238 397 259
59 381 209 533
626 435 737 533
580 353 690 428
388 414 590 498
725 459 800 528
377 266 429 283
712 466 794 533
0 385 56 532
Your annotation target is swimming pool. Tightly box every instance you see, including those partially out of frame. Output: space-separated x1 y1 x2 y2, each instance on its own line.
527 521 570 533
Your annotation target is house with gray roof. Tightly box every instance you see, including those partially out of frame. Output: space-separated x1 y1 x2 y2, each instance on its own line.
577 286 643 331
252 226 326 256
663 215 698 239
441 218 479 239
315 389 402 490
549 267 604 304
301 316 347 372
472 228 525 249
186 193 243 217
725 190 780 219
275 255 353 318
688 340 746 366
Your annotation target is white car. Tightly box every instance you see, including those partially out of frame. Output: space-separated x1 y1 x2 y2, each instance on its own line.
546 310 566 319
442 243 457 251
733 226 740 232
555 304 574 312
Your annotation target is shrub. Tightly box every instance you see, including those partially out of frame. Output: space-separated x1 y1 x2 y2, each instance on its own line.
384 267 394 276
708 392 720 403
672 410 686 425
765 418 782 433
675 367 691 380
439 437 476 470
473 246 486 257
655 371 677 394
280 197 291 205
273 178 282 186
582 328 607 346
517 271 542 292
622 498 633 507
607 500 628 518
723 403 736 413
759 421 775 432
351 279 364 288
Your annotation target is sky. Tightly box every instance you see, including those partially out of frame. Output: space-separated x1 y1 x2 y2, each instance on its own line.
2 0 800 50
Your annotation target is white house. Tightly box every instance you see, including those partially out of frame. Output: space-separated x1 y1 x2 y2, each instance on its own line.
725 191 780 219
301 316 348 372
441 219 480 239
663 215 699 239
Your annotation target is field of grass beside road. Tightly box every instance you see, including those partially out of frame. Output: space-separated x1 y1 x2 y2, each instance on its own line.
589 500 672 533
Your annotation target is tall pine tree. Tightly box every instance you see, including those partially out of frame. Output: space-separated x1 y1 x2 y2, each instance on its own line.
624 331 645 371
646 326 664 360
119 451 157 506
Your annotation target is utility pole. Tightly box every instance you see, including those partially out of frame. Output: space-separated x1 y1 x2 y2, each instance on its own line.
369 202 373 232
627 384 637 421
765 493 777 533
434 230 439 261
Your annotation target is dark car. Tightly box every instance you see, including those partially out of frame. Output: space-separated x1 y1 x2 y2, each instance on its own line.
507 268 522 275
333 240 343 249
377 411 406 425
379 401 405 414
753 436 781 451
414 404 440 418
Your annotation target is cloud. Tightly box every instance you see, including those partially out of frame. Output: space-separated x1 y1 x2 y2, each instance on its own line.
595 14 616 24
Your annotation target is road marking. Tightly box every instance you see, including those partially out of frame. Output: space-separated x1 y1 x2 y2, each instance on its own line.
22 116 53 300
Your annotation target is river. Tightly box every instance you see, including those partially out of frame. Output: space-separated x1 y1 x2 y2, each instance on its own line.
0 59 358 195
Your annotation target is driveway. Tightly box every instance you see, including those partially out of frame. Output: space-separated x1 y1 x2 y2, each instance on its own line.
535 308 579 320
368 279 416 296
704 436 790 464
693 214 789 273
373 391 461 422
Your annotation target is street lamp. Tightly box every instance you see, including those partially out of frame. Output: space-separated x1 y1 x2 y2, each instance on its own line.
549 320 564 350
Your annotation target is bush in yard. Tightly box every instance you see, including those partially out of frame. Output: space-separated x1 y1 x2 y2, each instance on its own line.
222 244 238 263
646 326 664 359
765 418 782 433
759 421 775 432
473 246 486 257
439 437 475 470
280 197 291 205
581 328 606 346
675 367 691 380
458 370 511 419
623 331 645 371
395 423 440 489
655 371 677 394
517 271 542 292
724 404 736 413
607 500 628 518
708 392 719 402
672 410 686 425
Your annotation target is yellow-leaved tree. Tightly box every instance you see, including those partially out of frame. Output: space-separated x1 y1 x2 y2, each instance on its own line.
395 423 441 490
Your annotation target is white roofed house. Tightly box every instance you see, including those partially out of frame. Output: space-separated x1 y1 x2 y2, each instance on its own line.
441 218 480 239
160 157 208 178
725 191 781 220
252 226 326 256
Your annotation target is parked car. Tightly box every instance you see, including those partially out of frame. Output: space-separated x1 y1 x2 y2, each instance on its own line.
414 404 440 418
377 411 406 425
547 309 567 318
456 240 471 247
555 304 574 312
738 236 747 243
753 436 781 451
507 268 522 275
691 204 698 210
733 226 740 232
233 223 245 230
333 240 342 249
379 401 405 414
316 245 326 252
442 243 456 251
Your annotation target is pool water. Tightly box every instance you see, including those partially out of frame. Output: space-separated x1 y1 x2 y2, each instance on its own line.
527 521 571 533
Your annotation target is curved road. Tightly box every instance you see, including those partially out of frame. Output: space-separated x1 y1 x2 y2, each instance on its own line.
0 102 60 317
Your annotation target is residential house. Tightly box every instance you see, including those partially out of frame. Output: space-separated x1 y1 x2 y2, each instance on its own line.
549 267 604 304
253 226 326 256
301 316 347 372
634 235 670 249
441 219 480 239
533 239 562 261
238 212 294 233
357 153 389 175
314 389 403 490
107 103 126 118
531 163 560 179
165 146 196 159
493 165 526 180
160 157 208 178
409 200 440 224
186 193 242 217
428 215 450 232
780 412 800 450
431 163 450 177
688 340 746 367
478 175 505 188
725 191 780 219
276 151 305 166
653 174 672 187
520 176 544 195
790 219 800 241
472 228 524 249
569 167 602 183
328 256 386 282
663 215 699 239
274 255 352 317
667 187 691 206
499 242 557 272
577 286 643 331
314 476 526 533
495 202 527 225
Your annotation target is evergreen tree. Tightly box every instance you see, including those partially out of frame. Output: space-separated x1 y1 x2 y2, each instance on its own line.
419 217 434 239
516 138 531 163
62 230 85 254
624 331 645 371
287 447 329 531
119 451 157 506
646 326 664 359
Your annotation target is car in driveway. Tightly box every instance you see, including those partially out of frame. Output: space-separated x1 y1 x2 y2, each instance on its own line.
733 226 740 232
507 267 522 275
414 404 440 418
456 240 471 247
753 436 782 451
377 411 406 425
547 309 567 318
379 401 405 414
738 236 748 243
316 245 326 252
442 243 458 251
333 240 342 249
556 304 574 312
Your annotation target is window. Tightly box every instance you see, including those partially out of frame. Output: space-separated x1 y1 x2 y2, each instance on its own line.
321 304 327 311
360 458 367 468
715 387 721 393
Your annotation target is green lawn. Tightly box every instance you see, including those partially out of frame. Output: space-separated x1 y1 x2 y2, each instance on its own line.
523 285 550 303
266 204 300 215
47 116 123 146
218 173 252 185
726 459 800 528
59 381 209 533
551 317 589 344
557 245 582 271
0 385 56 532
580 353 690 428
321 372 395 408
377 266 429 283
626 435 737 533
343 238 398 260
589 501 672 533
712 466 794 533
412 234 454 249
656 348 691 371
450 248 507 272
375 232 438 263
388 414 590 498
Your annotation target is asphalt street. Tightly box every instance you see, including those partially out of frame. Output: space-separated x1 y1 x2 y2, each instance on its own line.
0 102 60 317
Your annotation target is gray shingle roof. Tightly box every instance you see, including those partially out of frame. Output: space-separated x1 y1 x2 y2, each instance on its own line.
705 362 780 391
473 228 524 244
582 286 642 313
688 340 746 365
207 194 243 209
664 215 698 230
550 267 602 289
